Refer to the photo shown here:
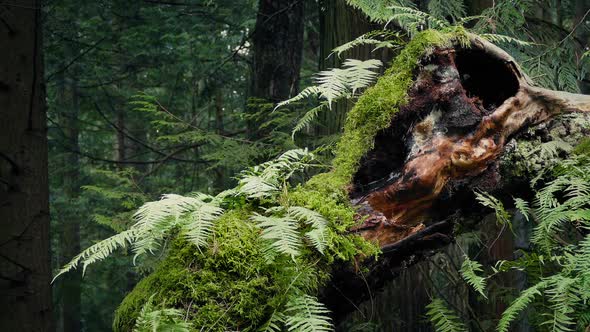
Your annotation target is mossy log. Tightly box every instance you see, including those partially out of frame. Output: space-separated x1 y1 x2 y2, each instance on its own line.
325 33 590 319
114 30 590 330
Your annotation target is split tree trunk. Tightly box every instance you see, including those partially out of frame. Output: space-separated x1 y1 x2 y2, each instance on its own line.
324 33 590 319
0 0 54 330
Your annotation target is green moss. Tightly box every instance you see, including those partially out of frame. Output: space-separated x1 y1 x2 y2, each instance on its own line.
115 29 469 331
328 29 459 190
114 209 279 331
573 137 590 156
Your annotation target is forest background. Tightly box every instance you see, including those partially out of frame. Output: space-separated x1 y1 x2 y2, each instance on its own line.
40 0 590 331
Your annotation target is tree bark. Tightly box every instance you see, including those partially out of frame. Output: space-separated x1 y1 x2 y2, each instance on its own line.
247 0 305 140
325 33 590 319
0 0 54 330
251 0 305 102
316 0 395 136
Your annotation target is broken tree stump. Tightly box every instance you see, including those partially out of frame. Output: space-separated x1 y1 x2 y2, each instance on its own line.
325 33 590 319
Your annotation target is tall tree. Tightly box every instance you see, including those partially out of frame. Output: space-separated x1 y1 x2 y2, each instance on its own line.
317 0 376 135
0 0 53 330
251 0 305 102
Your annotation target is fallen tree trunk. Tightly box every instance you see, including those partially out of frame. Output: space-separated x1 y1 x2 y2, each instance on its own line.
324 33 590 319
111 30 590 331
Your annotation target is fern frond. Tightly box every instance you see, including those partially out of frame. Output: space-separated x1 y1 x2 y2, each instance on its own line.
341 59 382 95
52 230 137 281
427 0 465 23
497 279 550 332
388 5 449 36
252 214 302 259
183 203 224 249
292 103 328 138
288 207 328 229
480 33 532 47
274 86 322 110
133 294 190 332
285 295 333 332
305 229 328 255
544 276 580 332
238 175 280 199
513 197 531 222
287 206 328 254
475 191 511 226
425 298 467 332
460 256 487 298
331 36 383 59
258 311 286 332
131 194 204 259
315 68 349 107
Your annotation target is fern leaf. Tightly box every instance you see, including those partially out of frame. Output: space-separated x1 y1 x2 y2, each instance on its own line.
475 191 511 226
480 33 532 47
183 203 224 249
131 194 204 259
274 86 322 110
292 103 328 138
497 279 550 332
258 311 286 332
287 207 328 229
460 256 487 298
285 295 333 332
513 197 531 222
52 229 136 282
133 294 190 332
252 214 302 258
425 298 467 332
238 175 280 199
342 59 382 95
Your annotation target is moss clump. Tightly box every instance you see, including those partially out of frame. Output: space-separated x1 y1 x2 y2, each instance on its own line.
323 29 461 191
114 209 331 331
114 29 469 330
573 137 590 156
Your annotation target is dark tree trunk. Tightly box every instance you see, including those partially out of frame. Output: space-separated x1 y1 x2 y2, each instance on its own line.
317 0 382 135
251 0 305 102
324 33 590 320
247 0 305 140
0 0 54 330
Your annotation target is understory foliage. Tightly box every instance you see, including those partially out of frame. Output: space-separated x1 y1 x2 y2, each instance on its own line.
447 143 590 332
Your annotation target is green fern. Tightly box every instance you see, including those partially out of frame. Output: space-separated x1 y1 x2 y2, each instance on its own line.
460 256 487 299
474 191 511 227
183 203 224 249
52 229 136 281
497 279 550 332
258 311 286 332
291 103 328 138
133 294 190 332
513 197 531 222
427 0 465 23
425 298 467 332
288 206 328 254
284 295 333 332
330 31 402 58
252 214 302 259
480 33 532 47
